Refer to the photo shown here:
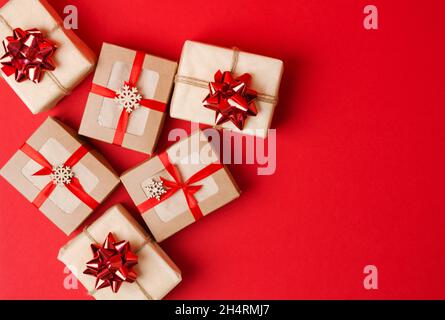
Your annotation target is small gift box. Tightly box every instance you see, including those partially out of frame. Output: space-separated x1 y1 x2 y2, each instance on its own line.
0 0 96 114
0 117 120 235
79 43 177 154
121 129 241 242
58 204 182 300
170 40 284 138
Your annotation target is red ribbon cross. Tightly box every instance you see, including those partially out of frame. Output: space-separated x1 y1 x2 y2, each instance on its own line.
20 143 99 210
90 51 167 146
136 151 224 221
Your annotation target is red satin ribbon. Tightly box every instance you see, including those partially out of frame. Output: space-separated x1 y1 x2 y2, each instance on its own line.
137 151 224 221
20 143 99 210
90 51 167 146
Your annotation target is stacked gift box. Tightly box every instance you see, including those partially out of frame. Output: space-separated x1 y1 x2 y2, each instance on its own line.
0 0 283 299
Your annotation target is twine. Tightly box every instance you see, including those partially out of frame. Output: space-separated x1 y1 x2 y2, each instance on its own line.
174 46 278 104
0 14 13 31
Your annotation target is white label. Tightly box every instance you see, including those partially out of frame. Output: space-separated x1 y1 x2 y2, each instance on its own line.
98 61 160 136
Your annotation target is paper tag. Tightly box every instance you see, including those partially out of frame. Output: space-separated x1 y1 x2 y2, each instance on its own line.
21 138 99 214
97 61 160 136
140 151 219 223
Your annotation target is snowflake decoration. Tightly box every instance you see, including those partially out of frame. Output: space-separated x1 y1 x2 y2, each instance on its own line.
50 165 74 186
144 178 167 201
114 84 142 113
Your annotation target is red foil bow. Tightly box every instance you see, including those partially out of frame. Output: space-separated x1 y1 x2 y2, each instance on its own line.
84 232 138 293
203 70 258 130
137 150 224 221
0 28 56 83
90 51 167 146
20 143 99 210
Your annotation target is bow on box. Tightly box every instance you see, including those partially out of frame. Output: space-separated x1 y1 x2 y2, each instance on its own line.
137 151 224 221
20 143 99 210
84 232 138 293
0 28 56 83
203 70 258 130
91 51 167 146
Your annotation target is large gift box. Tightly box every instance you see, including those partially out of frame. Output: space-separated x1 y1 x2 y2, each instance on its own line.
170 40 284 138
0 117 120 235
58 204 182 300
121 129 241 242
0 0 96 114
79 43 177 154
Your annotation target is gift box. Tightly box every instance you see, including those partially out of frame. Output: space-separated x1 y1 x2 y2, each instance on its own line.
79 43 177 154
121 129 241 242
170 40 283 138
0 117 120 235
0 0 96 114
58 204 182 300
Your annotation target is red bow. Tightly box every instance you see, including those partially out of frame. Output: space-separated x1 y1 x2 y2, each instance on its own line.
0 28 56 83
84 232 138 293
91 51 167 146
20 143 99 210
203 70 258 130
137 151 224 221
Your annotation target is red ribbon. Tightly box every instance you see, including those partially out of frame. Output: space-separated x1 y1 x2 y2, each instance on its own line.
203 70 258 130
84 232 138 293
137 151 224 221
0 28 56 83
20 143 99 210
90 51 167 146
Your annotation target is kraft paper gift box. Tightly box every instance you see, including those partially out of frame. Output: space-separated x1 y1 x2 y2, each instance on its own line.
121 129 241 242
0 0 96 114
0 117 120 235
58 204 181 300
79 43 177 154
170 40 284 138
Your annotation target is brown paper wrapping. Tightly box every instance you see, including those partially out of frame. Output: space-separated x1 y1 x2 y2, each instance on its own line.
0 117 120 235
79 42 177 154
170 40 284 138
58 204 181 300
121 130 241 242
0 0 96 114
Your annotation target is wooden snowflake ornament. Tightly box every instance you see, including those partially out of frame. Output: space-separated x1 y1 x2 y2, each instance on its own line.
50 164 74 186
144 178 167 201
114 84 142 113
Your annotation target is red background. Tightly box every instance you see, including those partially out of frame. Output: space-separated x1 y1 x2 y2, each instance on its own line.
0 0 444 299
